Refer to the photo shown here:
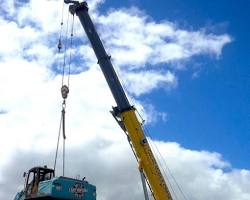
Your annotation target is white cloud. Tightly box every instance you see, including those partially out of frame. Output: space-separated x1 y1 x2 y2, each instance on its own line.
123 70 177 96
97 9 231 68
174 30 231 58
1 140 250 200
0 1 241 200
0 0 15 16
0 0 231 96
0 18 40 59
17 0 62 33
149 141 250 200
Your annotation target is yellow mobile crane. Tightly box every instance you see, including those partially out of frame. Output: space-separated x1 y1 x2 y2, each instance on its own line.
64 1 173 200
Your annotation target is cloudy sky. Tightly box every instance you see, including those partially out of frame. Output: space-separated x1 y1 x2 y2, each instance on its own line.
0 0 249 200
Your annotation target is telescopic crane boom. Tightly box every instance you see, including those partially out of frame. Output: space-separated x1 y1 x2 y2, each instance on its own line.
65 1 173 200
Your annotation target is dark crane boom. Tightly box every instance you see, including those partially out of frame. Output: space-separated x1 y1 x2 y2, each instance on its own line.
68 1 130 112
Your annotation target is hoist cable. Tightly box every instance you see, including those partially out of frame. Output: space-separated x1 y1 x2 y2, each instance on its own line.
62 103 66 140
149 134 189 200
63 133 66 176
133 109 179 200
114 113 155 199
61 10 70 86
57 1 65 52
53 111 63 172
53 101 68 176
146 132 178 200
54 0 66 176
67 14 75 87
144 124 190 200
122 112 169 200
54 2 75 176
140 170 150 200
62 102 66 176
60 0 65 25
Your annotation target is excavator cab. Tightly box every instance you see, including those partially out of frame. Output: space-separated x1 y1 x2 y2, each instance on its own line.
24 166 55 198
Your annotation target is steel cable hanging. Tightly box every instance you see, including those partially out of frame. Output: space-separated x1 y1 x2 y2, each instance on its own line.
133 108 190 200
57 0 64 53
61 10 70 86
144 128 178 200
142 121 190 200
67 14 75 88
54 0 66 176
53 112 63 171
124 111 176 200
146 131 190 200
54 3 75 177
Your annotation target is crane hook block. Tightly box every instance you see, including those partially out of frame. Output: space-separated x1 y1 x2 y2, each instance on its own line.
61 85 69 99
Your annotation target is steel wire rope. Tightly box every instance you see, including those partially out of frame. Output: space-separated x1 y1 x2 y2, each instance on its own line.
143 123 190 200
134 110 178 200
145 133 177 199
110 61 133 106
61 11 75 177
110 62 164 200
67 14 75 87
135 110 176 200
60 9 70 176
57 0 65 53
120 111 155 198
53 112 63 173
120 109 173 200
144 128 178 200
62 102 66 176
117 126 153 200
147 137 177 200
61 10 70 86
53 0 65 175
54 3 75 177
135 109 189 200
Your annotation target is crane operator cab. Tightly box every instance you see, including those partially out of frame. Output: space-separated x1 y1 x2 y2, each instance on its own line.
14 166 96 200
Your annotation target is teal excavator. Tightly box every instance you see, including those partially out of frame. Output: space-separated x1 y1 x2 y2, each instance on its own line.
14 166 96 200
14 1 173 200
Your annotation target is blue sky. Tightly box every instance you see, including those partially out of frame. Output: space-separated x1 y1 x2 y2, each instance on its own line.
0 0 249 199
94 0 250 169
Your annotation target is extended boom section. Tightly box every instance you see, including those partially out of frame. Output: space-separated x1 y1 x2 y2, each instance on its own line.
121 109 173 200
66 1 173 200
